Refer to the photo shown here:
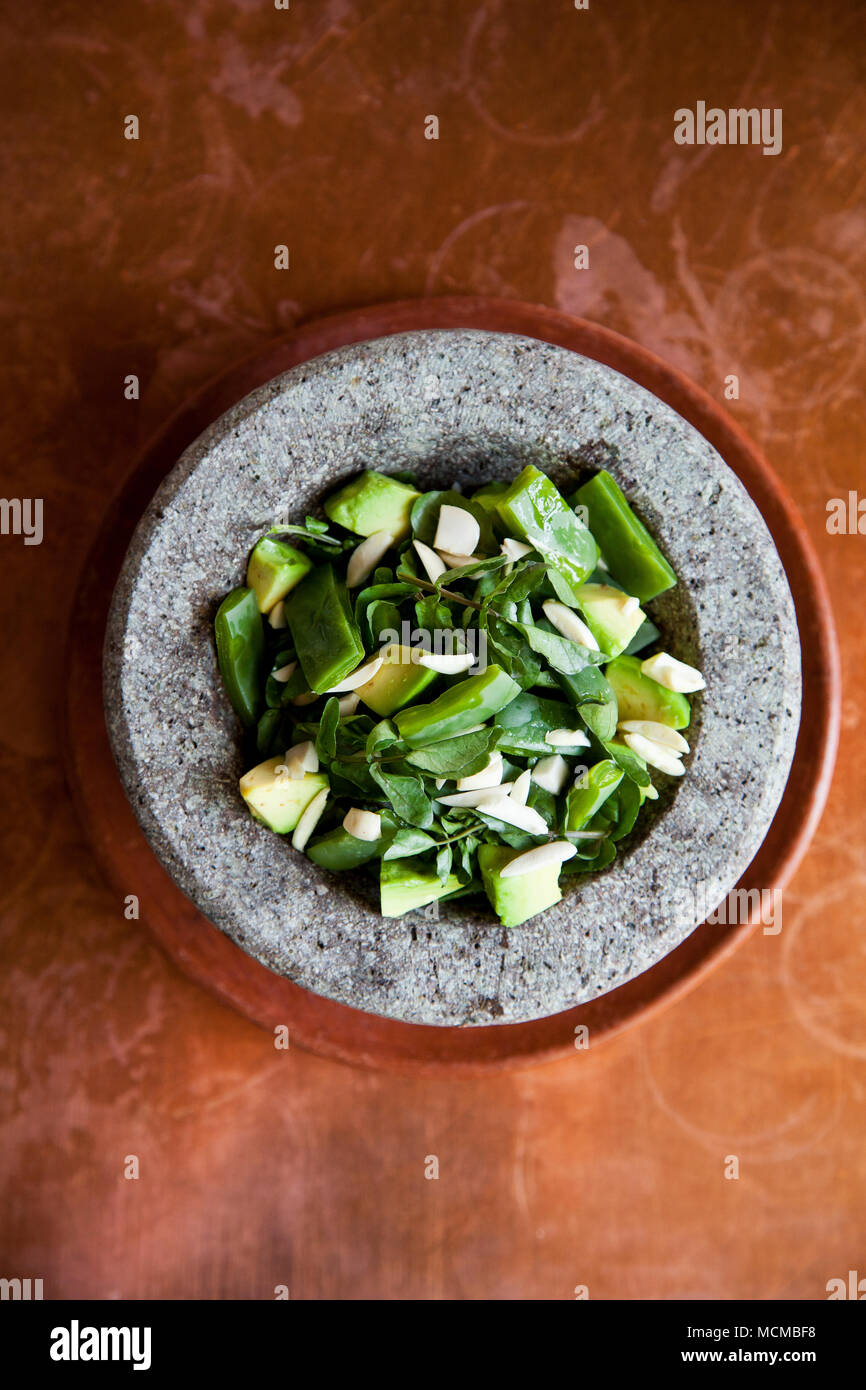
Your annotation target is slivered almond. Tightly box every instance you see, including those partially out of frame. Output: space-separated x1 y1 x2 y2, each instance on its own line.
437 549 482 569
457 752 503 792
622 732 685 776
342 808 381 841
433 504 480 557
291 690 319 706
531 753 570 795
268 600 288 629
641 652 705 693
500 537 534 561
499 841 577 878
272 661 297 683
416 649 475 674
542 600 600 651
475 795 548 836
337 692 360 717
618 720 689 753
510 769 532 805
285 740 318 779
545 728 591 748
413 539 446 582
346 529 395 588
291 788 328 851
325 655 384 693
436 783 515 808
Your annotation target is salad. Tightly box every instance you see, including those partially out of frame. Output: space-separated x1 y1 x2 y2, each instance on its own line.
214 465 705 928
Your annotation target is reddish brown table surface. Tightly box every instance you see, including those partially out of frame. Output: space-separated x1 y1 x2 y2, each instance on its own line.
1 0 864 1300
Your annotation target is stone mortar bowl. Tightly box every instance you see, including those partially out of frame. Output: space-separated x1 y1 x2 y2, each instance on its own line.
104 330 801 1026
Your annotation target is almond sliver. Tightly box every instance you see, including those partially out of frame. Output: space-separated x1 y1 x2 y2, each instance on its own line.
499 841 577 878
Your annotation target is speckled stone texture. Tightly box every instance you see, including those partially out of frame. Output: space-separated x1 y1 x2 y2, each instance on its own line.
104 330 800 1025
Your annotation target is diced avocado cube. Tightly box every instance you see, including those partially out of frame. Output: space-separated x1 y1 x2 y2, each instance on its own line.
471 481 510 513
380 858 462 917
571 470 677 603
246 536 313 613
605 654 691 729
355 643 439 716
565 760 623 832
307 824 391 871
477 844 563 928
496 465 597 603
239 760 328 834
324 470 420 538
575 582 646 658
286 563 365 694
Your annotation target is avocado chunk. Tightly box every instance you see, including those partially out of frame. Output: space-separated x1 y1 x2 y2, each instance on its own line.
575 583 646 658
324 469 420 539
565 760 624 831
286 563 365 694
471 480 510 513
239 760 328 833
478 844 563 928
246 536 313 613
355 643 439 716
307 824 392 871
571 470 677 602
605 654 691 729
380 858 462 917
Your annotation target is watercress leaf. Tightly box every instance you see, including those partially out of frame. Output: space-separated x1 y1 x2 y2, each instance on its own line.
315 697 340 762
365 599 403 648
369 765 434 829
437 554 509 587
435 843 453 883
383 827 438 860
415 593 454 632
561 836 617 874
578 697 618 743
328 758 381 798
366 719 400 756
372 566 394 585
483 614 541 690
602 739 651 788
513 621 606 675
405 726 500 777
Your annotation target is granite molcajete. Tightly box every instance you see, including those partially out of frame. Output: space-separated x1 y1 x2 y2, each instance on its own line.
104 330 801 1026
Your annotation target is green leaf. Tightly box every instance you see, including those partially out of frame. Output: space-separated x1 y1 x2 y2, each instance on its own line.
366 718 400 756
315 697 340 762
437 554 509 587
513 621 606 675
383 827 438 860
405 726 500 777
365 599 403 648
436 843 453 883
370 765 434 829
602 740 651 788
415 593 454 632
483 614 541 690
